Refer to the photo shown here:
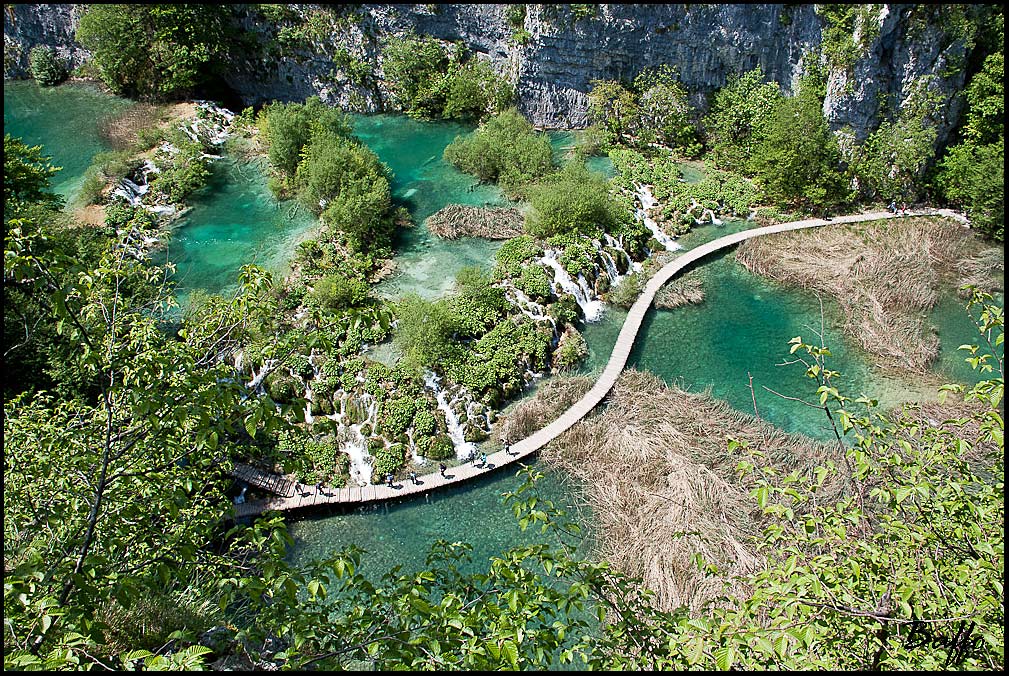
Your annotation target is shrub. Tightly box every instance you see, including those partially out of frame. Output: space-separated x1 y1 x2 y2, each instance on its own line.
423 434 455 460
28 46 67 86
443 108 554 195
371 442 406 480
412 409 437 436
516 264 552 300
310 273 370 311
75 5 231 100
524 161 623 237
494 235 543 278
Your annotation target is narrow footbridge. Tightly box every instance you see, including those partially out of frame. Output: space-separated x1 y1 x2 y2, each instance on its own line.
230 209 957 518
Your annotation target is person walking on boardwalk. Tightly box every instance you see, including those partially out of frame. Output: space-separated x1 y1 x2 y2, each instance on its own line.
386 473 394 488
479 452 488 467
409 471 419 485
439 463 447 478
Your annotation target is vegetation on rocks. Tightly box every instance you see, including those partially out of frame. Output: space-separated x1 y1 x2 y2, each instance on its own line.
75 4 234 100
382 32 513 121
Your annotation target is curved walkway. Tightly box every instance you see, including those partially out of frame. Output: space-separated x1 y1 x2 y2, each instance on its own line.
231 208 957 518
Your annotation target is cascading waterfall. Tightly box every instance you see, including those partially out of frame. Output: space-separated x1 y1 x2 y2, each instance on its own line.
246 358 277 392
327 392 377 486
603 233 644 274
539 249 605 322
504 286 554 324
634 185 683 252
423 371 477 461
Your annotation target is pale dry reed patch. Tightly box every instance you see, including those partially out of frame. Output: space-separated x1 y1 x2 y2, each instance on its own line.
735 216 1002 373
504 369 841 614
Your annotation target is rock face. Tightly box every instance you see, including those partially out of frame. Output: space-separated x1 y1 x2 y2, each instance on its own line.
3 3 977 147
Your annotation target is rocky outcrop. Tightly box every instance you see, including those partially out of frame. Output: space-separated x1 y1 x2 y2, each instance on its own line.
4 3 979 148
4 4 90 77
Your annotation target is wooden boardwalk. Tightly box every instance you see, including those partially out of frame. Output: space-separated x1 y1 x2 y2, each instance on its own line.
230 209 955 518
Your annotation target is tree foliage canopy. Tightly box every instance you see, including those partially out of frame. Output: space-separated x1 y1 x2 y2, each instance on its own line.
76 4 232 100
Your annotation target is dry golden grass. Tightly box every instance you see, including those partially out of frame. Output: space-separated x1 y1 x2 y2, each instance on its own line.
98 103 165 151
426 205 525 240
655 277 705 309
504 369 841 614
735 216 1003 373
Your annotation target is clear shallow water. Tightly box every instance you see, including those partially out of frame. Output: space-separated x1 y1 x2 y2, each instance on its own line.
580 219 1001 441
10 81 998 585
287 464 591 579
158 154 318 306
351 114 509 300
3 80 134 201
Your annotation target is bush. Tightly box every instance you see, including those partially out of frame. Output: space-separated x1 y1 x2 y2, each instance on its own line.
371 442 406 480
265 370 302 404
310 273 370 311
28 46 67 86
423 434 455 460
75 5 231 100
443 108 554 195
494 235 544 278
412 409 437 436
524 161 623 237
516 264 552 300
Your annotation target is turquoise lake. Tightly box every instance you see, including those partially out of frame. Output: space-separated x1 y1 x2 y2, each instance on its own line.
5 80 1000 578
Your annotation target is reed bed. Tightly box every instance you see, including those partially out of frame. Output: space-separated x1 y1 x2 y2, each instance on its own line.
425 204 525 240
654 277 705 310
736 216 1002 373
505 369 841 614
98 103 165 151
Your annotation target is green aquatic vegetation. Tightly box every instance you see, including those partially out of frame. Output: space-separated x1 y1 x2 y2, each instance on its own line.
309 273 371 312
525 161 622 238
420 434 455 460
494 234 544 279
443 108 554 196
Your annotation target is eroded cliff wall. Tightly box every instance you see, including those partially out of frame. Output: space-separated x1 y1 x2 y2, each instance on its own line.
3 3 975 146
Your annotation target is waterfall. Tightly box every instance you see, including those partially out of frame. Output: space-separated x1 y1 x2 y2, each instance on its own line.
603 233 644 273
539 249 605 322
634 185 682 252
504 286 554 325
330 393 377 486
423 371 477 461
246 358 277 391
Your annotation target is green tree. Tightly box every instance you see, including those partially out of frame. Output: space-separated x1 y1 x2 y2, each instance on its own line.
633 65 699 156
937 143 1004 241
392 294 460 375
381 32 449 116
27 45 67 86
587 79 639 145
704 68 784 173
443 108 554 196
752 85 849 211
850 116 936 203
524 161 623 237
75 4 232 100
936 13 1003 241
4 135 63 213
